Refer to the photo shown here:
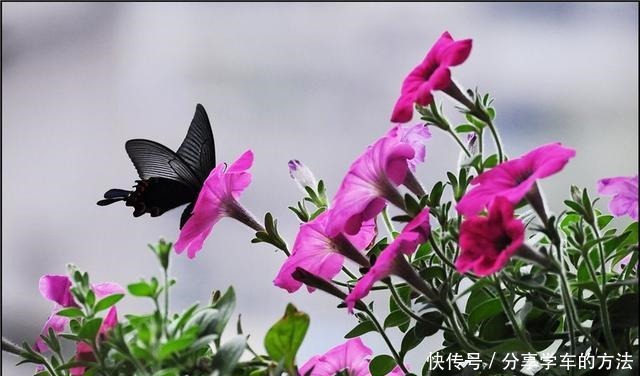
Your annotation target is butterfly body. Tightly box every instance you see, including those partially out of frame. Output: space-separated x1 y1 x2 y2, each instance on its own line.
98 104 215 228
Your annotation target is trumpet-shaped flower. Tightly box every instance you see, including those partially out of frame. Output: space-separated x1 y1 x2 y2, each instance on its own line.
456 143 576 216
35 275 123 352
175 150 258 258
455 197 524 276
299 338 405 376
274 211 376 293
345 209 430 311
597 175 638 221
391 31 472 123
328 124 430 236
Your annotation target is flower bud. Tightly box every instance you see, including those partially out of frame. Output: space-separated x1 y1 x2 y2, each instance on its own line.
288 160 318 192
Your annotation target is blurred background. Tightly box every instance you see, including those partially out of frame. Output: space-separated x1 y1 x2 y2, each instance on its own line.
2 3 638 375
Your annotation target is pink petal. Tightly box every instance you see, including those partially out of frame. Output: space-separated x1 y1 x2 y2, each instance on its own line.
39 275 75 307
35 314 68 352
440 38 473 66
91 282 124 299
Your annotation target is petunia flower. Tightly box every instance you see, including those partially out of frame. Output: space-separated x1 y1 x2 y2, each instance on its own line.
345 208 432 312
455 196 524 276
456 143 576 216
597 175 638 221
328 124 430 237
299 338 405 376
70 307 118 376
391 31 472 123
274 210 376 293
175 150 263 258
288 159 319 192
35 275 123 352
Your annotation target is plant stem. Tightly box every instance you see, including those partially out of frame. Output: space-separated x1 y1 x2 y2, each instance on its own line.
1 337 23 356
588 222 618 352
362 307 409 374
485 119 504 163
493 279 535 352
386 281 446 330
163 267 170 338
382 208 396 238
448 129 471 157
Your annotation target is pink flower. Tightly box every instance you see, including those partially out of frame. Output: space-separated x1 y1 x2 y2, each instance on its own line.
455 197 524 276
70 307 119 376
299 338 372 376
35 275 123 352
175 150 258 258
299 338 406 376
391 31 472 123
328 124 430 236
456 143 576 216
345 209 430 312
597 175 638 221
274 211 376 293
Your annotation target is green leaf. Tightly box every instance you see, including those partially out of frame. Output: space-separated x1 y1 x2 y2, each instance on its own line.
400 327 423 357
264 304 309 372
454 124 476 133
127 281 156 298
414 311 443 338
158 336 196 360
608 293 639 329
94 294 124 313
468 298 503 328
344 320 376 338
55 307 84 318
211 286 236 335
384 310 409 329
369 354 397 376
212 335 247 376
78 317 103 341
483 154 499 169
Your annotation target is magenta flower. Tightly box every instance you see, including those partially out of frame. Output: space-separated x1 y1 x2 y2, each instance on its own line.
274 210 376 293
455 196 524 276
328 124 430 236
391 31 472 123
597 175 638 221
299 338 405 376
70 307 118 376
345 208 430 312
175 150 260 258
456 143 576 216
35 275 123 352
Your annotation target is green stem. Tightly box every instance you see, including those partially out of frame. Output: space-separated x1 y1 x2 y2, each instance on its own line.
485 119 504 163
589 223 618 352
163 267 170 338
448 129 471 157
382 208 396 238
493 279 536 352
362 307 409 374
1 337 23 356
386 281 446 330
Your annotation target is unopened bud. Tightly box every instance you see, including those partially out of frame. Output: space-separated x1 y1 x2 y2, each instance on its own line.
288 160 318 192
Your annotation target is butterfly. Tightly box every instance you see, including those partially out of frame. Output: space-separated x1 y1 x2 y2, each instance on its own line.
97 104 216 228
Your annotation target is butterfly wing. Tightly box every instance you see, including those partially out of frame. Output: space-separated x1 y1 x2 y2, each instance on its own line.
125 139 201 188
176 104 216 183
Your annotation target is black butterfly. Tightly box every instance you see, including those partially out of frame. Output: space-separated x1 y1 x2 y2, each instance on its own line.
97 104 216 228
